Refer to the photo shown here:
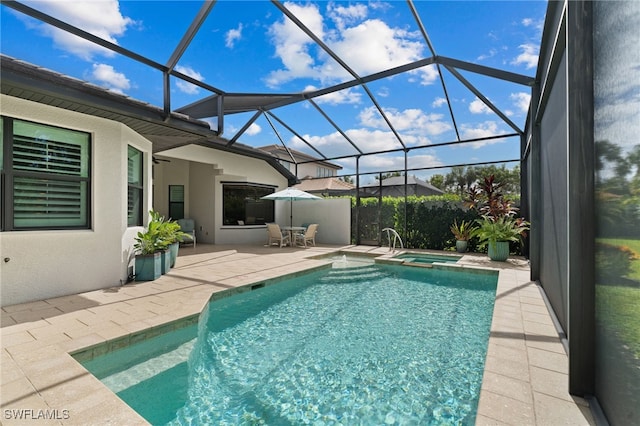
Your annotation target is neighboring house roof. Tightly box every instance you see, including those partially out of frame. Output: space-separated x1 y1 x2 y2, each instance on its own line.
0 55 297 185
293 177 355 193
361 175 444 196
258 144 342 170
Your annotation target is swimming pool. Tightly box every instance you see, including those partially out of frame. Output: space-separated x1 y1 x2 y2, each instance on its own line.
394 252 462 265
81 262 497 425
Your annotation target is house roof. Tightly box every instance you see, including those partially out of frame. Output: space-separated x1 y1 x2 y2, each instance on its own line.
361 175 444 194
293 177 355 192
0 54 297 184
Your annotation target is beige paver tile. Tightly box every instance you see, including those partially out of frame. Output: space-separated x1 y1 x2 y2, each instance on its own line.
484 354 530 382
1 375 40 407
519 296 545 306
530 366 573 402
523 320 558 337
481 371 533 404
476 390 535 425
1 300 52 313
1 311 18 327
533 392 595 425
475 413 512 425
527 346 568 374
487 343 529 365
1 330 36 347
1 350 24 385
525 337 566 354
522 310 554 326
8 307 65 323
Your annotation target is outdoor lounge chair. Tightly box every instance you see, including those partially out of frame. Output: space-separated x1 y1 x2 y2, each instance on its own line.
177 218 196 247
266 223 290 247
295 223 318 248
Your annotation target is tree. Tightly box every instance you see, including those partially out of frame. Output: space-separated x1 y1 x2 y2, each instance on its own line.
339 175 354 184
375 171 402 181
429 174 446 191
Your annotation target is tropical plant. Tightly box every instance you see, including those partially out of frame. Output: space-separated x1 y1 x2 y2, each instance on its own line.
134 218 163 255
134 210 187 255
450 219 476 241
473 216 529 248
466 175 530 257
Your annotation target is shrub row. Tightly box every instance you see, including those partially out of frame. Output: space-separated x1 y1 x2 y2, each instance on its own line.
348 194 526 255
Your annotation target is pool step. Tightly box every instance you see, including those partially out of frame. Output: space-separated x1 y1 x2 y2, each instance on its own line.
321 266 390 283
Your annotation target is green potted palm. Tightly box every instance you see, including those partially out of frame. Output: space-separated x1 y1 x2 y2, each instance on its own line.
450 219 476 253
467 175 530 261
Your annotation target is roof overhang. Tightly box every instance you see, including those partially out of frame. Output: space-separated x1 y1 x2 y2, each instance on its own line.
0 55 297 184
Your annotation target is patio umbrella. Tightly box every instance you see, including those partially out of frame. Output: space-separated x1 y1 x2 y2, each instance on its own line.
261 187 322 227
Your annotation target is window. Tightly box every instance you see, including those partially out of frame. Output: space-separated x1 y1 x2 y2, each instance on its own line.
222 183 275 225
316 166 334 178
168 185 184 220
127 146 143 226
1 117 91 230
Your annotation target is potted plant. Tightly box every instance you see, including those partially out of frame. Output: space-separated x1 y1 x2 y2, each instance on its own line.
473 216 529 261
466 175 530 261
153 211 188 268
133 218 163 281
450 219 476 253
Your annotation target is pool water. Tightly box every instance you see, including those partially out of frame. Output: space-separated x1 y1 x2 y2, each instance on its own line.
81 263 497 425
394 252 462 264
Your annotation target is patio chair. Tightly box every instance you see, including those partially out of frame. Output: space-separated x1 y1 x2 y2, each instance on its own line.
295 223 318 248
177 218 196 247
266 223 290 248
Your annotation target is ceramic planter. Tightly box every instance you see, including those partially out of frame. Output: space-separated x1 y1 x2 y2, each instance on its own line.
135 252 161 281
169 242 179 268
488 241 510 261
160 249 171 274
456 240 468 253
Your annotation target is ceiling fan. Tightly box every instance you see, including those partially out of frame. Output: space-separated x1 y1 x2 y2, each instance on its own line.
152 156 170 164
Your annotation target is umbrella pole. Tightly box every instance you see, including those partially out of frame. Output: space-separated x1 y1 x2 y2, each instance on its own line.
290 199 293 227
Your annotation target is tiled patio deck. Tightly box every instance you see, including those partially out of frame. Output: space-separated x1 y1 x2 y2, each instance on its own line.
1 244 595 425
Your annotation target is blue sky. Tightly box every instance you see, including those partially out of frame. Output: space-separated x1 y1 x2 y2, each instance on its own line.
1 1 548 183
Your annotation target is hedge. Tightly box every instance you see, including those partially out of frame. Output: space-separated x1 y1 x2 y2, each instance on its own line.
348 194 525 255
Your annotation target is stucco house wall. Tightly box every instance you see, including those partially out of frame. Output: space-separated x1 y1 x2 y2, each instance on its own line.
0 94 153 306
155 145 289 245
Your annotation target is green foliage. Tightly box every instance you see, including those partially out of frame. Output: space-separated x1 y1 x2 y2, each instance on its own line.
473 216 529 248
134 210 187 255
596 241 639 281
597 285 640 359
450 219 477 241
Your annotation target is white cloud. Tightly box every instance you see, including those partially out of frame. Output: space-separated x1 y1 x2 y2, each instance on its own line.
358 107 452 137
265 2 325 87
265 3 425 87
22 0 134 60
89 63 130 94
477 48 497 61
418 64 439 86
327 3 368 31
225 24 243 48
469 98 492 114
512 43 539 69
510 92 531 113
432 97 448 108
306 85 362 105
174 65 204 95
460 121 509 148
245 122 262 136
